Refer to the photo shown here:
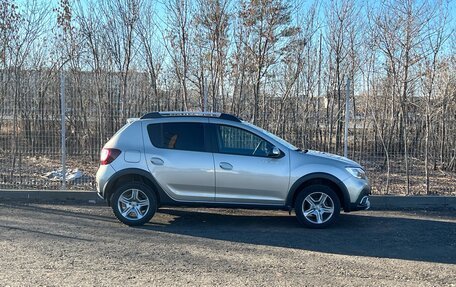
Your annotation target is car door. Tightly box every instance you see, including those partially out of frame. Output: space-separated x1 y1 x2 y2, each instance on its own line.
142 120 215 202
210 123 290 205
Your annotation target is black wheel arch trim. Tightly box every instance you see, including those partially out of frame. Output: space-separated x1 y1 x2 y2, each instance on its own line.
103 168 175 206
286 173 352 212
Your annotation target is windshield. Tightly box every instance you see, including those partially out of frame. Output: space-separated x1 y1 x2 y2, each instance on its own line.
243 121 299 150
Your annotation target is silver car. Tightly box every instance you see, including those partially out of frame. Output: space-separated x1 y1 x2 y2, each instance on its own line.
96 112 370 228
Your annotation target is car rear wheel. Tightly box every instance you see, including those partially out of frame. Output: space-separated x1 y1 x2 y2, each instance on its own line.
295 185 340 228
111 182 157 226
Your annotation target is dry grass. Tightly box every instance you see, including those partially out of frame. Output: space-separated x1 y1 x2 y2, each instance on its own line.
363 157 456 195
1 154 455 195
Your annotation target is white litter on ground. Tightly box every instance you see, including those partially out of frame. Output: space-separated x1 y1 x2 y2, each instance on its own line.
42 168 85 184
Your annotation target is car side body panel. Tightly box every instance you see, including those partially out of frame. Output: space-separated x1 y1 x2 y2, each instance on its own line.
212 152 289 205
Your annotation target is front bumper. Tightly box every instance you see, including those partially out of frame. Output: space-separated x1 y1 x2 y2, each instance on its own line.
349 186 371 211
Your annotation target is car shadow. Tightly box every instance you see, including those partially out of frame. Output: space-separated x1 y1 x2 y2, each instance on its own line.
137 208 456 264
3 202 455 264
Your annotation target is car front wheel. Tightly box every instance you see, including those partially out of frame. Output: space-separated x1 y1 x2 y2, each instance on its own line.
295 185 340 228
111 182 157 226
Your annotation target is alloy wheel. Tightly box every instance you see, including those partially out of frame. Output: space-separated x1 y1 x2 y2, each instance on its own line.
117 189 150 220
302 192 335 224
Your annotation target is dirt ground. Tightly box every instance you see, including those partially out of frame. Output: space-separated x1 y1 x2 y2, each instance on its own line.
0 203 455 286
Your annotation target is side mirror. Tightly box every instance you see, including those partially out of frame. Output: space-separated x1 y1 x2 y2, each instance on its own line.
270 146 281 157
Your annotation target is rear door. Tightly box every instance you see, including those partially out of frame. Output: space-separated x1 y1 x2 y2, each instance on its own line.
142 119 215 202
210 123 290 205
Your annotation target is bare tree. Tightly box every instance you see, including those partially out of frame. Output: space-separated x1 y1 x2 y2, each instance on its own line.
420 3 450 194
164 0 192 110
136 0 164 111
238 0 299 125
101 0 141 125
7 0 51 179
372 0 438 194
193 0 230 112
324 0 359 154
0 0 455 194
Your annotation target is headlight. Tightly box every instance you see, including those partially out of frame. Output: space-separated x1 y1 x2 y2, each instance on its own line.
346 167 367 180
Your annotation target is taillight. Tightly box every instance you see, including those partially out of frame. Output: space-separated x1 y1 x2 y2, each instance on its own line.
100 148 121 165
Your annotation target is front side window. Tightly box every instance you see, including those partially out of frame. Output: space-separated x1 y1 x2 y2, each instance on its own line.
148 122 205 152
216 125 273 157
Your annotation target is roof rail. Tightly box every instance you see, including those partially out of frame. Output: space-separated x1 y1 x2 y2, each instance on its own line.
140 111 242 123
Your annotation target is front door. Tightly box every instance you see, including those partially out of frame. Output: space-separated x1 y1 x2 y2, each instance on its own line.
211 124 290 205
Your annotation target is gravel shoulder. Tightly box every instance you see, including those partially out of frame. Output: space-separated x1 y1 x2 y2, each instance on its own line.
0 203 455 287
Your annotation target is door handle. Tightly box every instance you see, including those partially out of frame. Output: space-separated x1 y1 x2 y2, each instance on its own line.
219 162 233 170
150 157 164 165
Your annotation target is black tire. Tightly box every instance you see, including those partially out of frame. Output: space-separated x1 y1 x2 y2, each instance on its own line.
295 185 340 228
111 182 157 226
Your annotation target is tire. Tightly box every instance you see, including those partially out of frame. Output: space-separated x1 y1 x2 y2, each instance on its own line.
295 185 340 228
111 182 157 226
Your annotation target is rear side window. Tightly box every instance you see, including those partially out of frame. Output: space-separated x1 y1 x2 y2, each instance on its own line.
147 122 205 152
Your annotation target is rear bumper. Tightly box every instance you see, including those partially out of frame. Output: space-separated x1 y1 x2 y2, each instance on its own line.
95 164 116 201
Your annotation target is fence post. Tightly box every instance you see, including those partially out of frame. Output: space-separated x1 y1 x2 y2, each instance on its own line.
60 71 66 189
203 77 208 112
344 78 350 158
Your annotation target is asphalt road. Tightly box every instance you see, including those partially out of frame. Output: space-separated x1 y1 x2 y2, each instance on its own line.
0 203 455 287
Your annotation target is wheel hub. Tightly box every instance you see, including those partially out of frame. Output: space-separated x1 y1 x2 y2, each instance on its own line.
117 189 150 221
302 192 335 224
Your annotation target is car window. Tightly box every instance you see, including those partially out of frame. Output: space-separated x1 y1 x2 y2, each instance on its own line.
243 121 298 150
216 125 273 157
148 122 205 152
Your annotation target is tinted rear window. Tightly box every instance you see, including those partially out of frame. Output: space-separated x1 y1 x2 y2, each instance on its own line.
147 122 205 152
